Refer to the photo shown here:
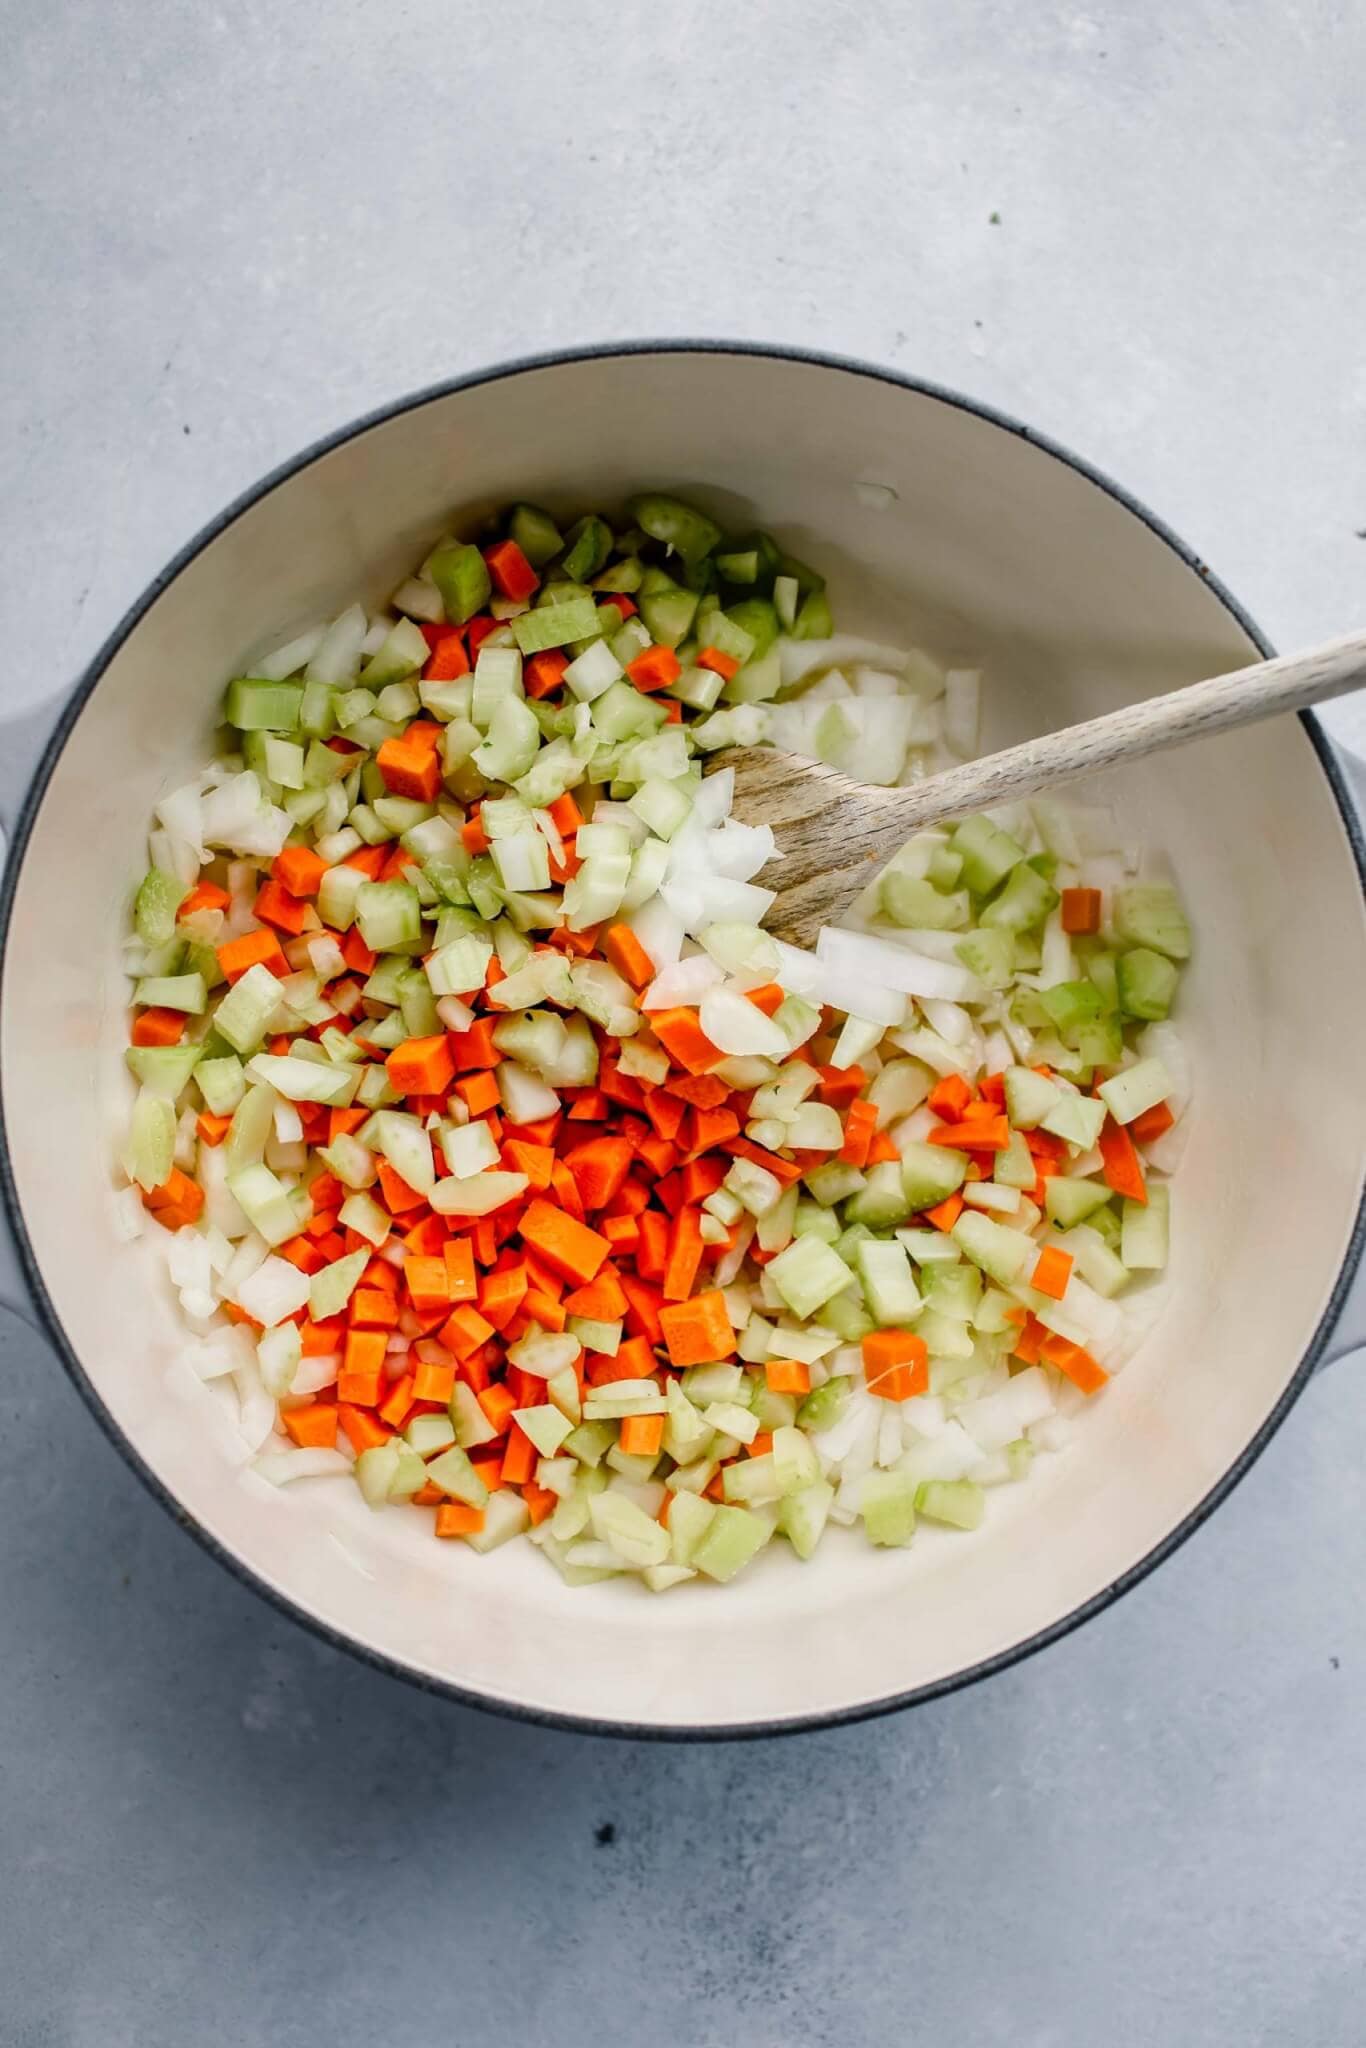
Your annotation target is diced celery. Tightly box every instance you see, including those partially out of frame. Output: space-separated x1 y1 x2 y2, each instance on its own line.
588 1490 669 1568
1098 1056 1171 1126
896 1227 962 1265
923 1259 982 1319
230 1161 302 1246
630 493 721 566
134 973 205 1013
1114 884 1191 961
560 514 612 582
1122 1183 1170 1269
513 1405 575 1458
224 678 303 731
214 962 283 1054
767 1237 855 1319
338 1189 391 1246
803 1161 867 1208
792 590 833 639
308 1248 369 1321
134 868 186 947
777 1478 834 1560
508 503 563 568
954 928 1015 989
797 1375 850 1431
950 815 1026 894
1117 947 1179 1021
1004 1065 1061 1129
125 1044 201 1096
880 872 970 930
512 597 600 654
900 1140 969 1213
638 578 700 650
951 1210 1033 1285
246 1054 358 1106
843 1160 915 1230
355 880 423 953
861 1471 917 1547
982 862 1059 932
430 542 491 624
915 1479 985 1529
1040 980 1104 1038
1039 1090 1107 1150
993 1129 1036 1190
124 1089 176 1191
224 1083 275 1170
465 1491 532 1553
426 1445 490 1508
1044 1175 1113 1227
316 863 365 931
691 1503 772 1582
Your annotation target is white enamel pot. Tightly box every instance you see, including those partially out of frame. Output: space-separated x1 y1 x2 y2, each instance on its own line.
3 344 1364 1738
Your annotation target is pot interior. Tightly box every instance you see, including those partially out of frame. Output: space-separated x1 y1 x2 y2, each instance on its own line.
6 349 1364 1730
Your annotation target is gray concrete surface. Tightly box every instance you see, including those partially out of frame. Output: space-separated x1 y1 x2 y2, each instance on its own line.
2 3 1364 2043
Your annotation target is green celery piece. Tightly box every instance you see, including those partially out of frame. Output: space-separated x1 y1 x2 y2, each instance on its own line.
125 1044 201 1096
981 862 1059 932
1044 1175 1113 1227
797 1376 850 1431
791 589 833 640
881 872 969 930
133 868 186 949
915 1480 985 1530
775 548 823 596
430 543 492 625
508 503 563 568
1085 948 1120 1010
630 493 722 566
512 597 600 654
691 1504 772 1583
560 515 613 582
1117 947 1179 1020
716 547 759 584
861 1471 917 1548
842 1160 914 1230
1113 884 1191 961
637 578 699 650
1040 979 1104 1039
954 927 1015 988
723 598 779 662
224 678 303 731
900 1140 969 1213
951 814 1026 894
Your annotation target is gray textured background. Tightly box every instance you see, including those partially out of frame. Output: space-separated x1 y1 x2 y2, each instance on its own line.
3 4 1365 2044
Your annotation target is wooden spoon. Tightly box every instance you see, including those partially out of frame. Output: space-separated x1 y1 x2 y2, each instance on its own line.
711 627 1366 948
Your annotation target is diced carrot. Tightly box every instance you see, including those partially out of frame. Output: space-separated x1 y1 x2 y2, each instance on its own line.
461 814 490 856
376 736 441 802
387 1034 455 1097
662 1205 705 1302
447 1019 502 1070
524 649 569 699
252 879 310 935
1130 1100 1175 1145
502 1138 555 1189
923 1191 964 1231
1061 887 1102 936
816 1063 867 1109
664 1072 732 1109
678 1153 728 1203
142 1167 204 1226
500 1423 537 1487
342 843 387 877
839 1098 879 1168
484 537 539 602
279 1234 324 1276
602 923 655 990
299 1316 344 1356
658 1288 735 1368
518 1198 609 1286
744 982 786 1017
474 1383 517 1436
928 1073 974 1121
442 1304 496 1358
1099 1114 1147 1203
216 926 289 983
619 1412 664 1457
862 1328 929 1401
423 627 469 681
1012 1313 1048 1364
338 1404 390 1453
651 1007 723 1076
927 1116 1010 1151
282 1403 338 1449
633 1208 669 1283
1030 1246 1074 1300
132 1006 186 1047
626 644 682 692
765 1358 811 1395
1041 1333 1109 1395
374 1159 425 1215
442 1237 478 1302
434 1501 486 1538
561 1135 633 1214
725 1137 805 1186
349 1286 399 1329
412 1356 456 1403
379 1373 416 1428
523 1287 567 1332
866 1131 900 1165
547 791 584 835
978 1072 1008 1108
522 1482 558 1526
195 1110 232 1147
177 880 231 919
695 645 740 680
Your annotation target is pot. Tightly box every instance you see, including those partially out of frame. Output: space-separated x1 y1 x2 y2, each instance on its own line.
2 343 1363 1737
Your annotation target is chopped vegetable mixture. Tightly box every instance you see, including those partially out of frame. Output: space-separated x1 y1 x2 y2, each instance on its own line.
121 493 1192 1588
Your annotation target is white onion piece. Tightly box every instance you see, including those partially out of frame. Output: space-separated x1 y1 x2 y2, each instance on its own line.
643 954 725 1011
705 819 776 882
234 1255 310 1329
942 668 981 757
253 1446 351 1485
254 623 326 681
817 926 983 1004
627 895 686 973
778 637 912 690
699 986 790 1058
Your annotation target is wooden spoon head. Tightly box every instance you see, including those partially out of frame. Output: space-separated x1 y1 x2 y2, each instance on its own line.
708 746 901 949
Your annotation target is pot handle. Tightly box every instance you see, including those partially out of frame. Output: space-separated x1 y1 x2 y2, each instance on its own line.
1315 737 1366 1373
0 687 76 1345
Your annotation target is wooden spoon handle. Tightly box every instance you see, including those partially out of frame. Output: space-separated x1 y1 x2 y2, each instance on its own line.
861 625 1366 840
